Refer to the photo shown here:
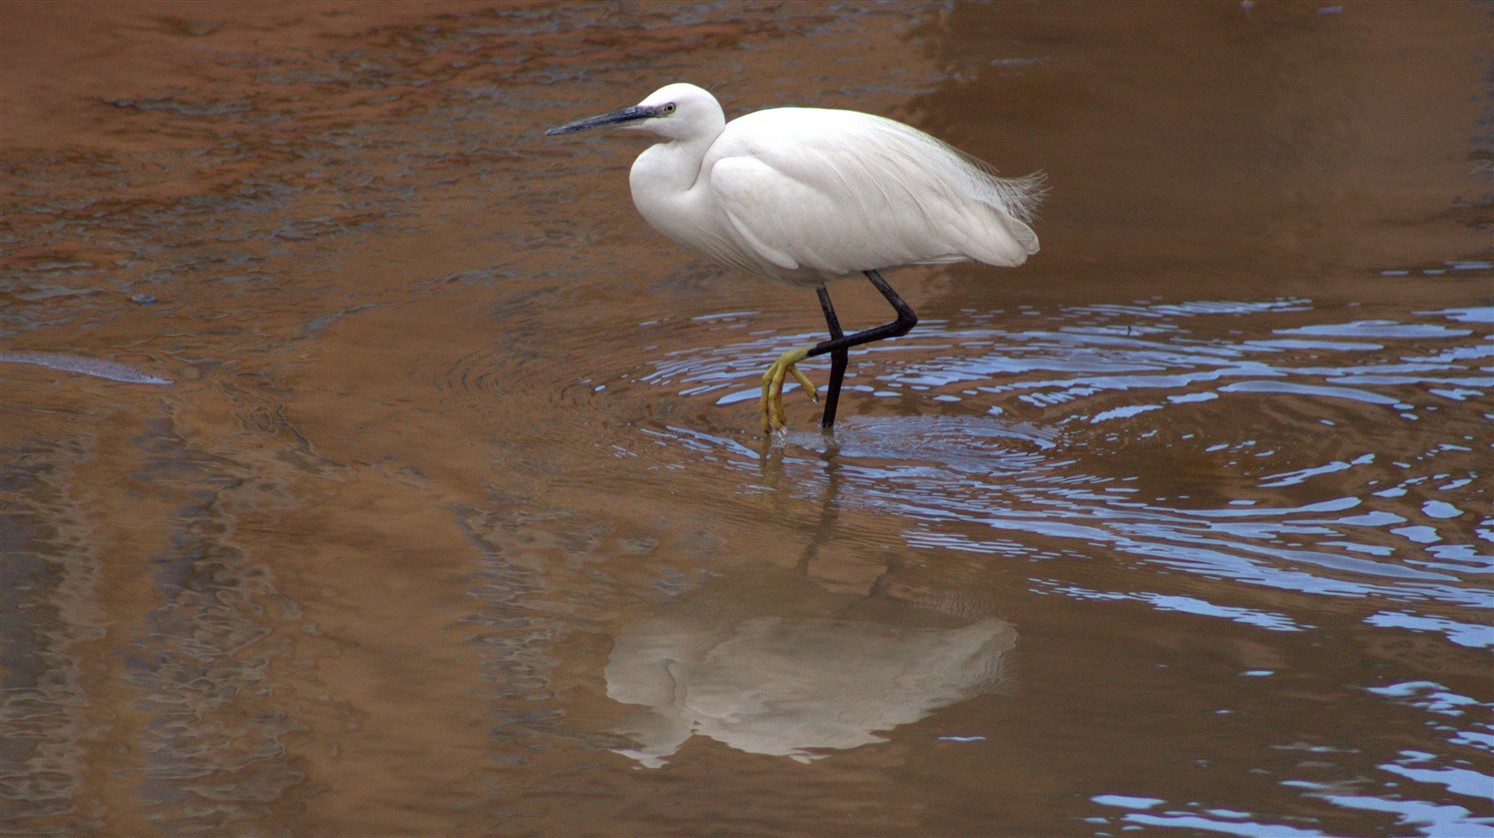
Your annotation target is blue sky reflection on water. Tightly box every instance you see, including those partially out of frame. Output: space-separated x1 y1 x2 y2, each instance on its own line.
639 298 1490 628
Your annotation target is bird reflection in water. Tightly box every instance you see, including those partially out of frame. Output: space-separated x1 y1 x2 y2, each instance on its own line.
605 451 1015 766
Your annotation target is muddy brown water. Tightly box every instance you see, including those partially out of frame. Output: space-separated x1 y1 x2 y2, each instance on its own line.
2 2 1490 835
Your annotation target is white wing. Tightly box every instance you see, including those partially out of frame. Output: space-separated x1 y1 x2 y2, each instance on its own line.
705 107 1041 280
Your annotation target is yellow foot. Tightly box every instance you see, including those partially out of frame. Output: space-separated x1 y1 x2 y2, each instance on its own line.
760 345 819 434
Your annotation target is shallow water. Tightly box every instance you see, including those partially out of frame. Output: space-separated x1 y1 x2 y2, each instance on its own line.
2 1 1490 835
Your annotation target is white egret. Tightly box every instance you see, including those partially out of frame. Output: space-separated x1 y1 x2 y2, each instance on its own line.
546 83 1043 434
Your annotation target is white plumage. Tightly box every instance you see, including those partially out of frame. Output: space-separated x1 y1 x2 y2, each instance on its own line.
613 83 1042 286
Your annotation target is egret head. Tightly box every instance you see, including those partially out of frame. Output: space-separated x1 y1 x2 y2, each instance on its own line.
545 83 723 142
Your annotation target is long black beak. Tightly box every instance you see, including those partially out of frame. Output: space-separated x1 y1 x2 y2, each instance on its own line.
545 104 659 136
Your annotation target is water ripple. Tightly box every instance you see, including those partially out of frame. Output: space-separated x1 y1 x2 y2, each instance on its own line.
623 296 1491 648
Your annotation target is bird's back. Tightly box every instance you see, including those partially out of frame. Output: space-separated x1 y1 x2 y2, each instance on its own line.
699 106 1043 284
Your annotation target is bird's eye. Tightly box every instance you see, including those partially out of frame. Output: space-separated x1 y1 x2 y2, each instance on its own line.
662 103 676 114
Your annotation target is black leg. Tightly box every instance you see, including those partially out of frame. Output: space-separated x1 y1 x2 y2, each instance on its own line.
805 270 918 428
805 270 917 359
816 286 849 429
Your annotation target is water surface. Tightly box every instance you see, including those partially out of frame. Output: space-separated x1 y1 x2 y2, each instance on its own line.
2 2 1490 835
